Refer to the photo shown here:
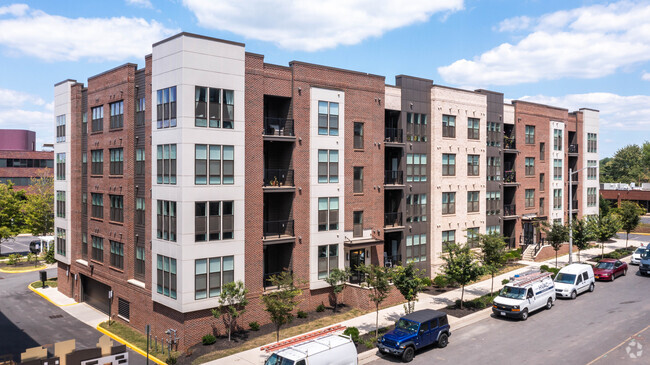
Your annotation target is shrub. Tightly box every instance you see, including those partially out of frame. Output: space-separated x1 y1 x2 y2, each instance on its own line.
316 303 325 312
501 279 509 285
360 337 377 349
540 265 550 272
433 275 448 288
249 321 260 331
7 254 21 265
165 356 177 365
297 310 308 319
343 327 360 344
44 244 56 264
201 334 216 345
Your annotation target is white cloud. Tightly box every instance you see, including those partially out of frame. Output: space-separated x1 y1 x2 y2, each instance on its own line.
0 88 45 107
439 1 650 86
126 0 153 9
182 0 464 51
0 3 28 16
0 5 177 61
643 72 650 81
0 87 53 146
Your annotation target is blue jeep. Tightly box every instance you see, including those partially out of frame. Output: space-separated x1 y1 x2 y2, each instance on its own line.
377 309 451 362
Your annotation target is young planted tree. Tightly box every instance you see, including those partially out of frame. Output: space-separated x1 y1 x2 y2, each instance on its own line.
262 271 302 342
542 222 569 268
599 194 611 218
442 243 483 309
360 264 392 338
571 218 594 263
211 281 249 342
618 201 645 248
324 267 350 313
0 182 26 256
392 263 427 314
477 233 508 294
588 214 623 260
22 173 54 237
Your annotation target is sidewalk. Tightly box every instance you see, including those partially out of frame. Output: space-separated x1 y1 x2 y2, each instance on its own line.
29 285 107 328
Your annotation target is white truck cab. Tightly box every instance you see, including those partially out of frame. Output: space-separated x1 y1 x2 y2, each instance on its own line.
492 271 556 321
264 334 357 365
554 264 595 299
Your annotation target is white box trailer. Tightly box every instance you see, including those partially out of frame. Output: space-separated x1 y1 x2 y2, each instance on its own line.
264 334 357 365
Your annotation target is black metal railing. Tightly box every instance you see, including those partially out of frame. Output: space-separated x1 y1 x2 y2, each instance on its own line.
263 219 294 239
504 136 516 149
384 254 402 268
504 170 516 183
263 169 294 187
385 128 403 143
504 204 516 216
384 212 403 227
384 170 404 185
263 117 295 136
569 144 579 153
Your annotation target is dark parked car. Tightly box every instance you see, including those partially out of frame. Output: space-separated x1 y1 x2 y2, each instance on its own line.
377 309 451 362
593 259 628 281
29 240 41 254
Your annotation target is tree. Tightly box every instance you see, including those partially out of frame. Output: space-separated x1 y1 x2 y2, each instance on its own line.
571 218 594 263
618 201 645 248
477 233 508 294
392 263 427 314
442 243 483 309
360 264 392 338
0 182 26 255
262 271 302 342
600 145 648 184
44 242 56 264
542 222 569 268
588 214 622 260
599 194 611 218
22 173 54 237
324 267 350 313
211 281 249 342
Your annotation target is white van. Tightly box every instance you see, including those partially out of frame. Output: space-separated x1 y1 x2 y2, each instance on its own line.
264 334 357 365
492 271 556 321
554 264 595 299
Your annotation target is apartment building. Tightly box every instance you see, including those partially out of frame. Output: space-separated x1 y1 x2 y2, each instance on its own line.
0 129 53 190
53 32 598 350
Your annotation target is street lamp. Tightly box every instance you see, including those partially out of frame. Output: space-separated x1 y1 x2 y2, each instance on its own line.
568 165 597 264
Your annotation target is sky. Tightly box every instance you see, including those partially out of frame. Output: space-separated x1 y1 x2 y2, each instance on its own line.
1 0 649 158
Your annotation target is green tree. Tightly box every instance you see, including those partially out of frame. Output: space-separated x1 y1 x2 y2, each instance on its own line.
600 145 647 184
392 263 427 314
211 281 249 342
588 214 623 260
262 271 302 342
477 233 508 294
442 243 483 309
44 242 56 264
599 194 611 218
324 267 350 313
571 218 594 263
360 264 392 338
618 201 645 248
0 182 26 255
542 222 569 268
22 173 54 236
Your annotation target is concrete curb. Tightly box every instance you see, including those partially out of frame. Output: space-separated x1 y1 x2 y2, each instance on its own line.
0 265 48 274
27 283 78 307
96 324 167 365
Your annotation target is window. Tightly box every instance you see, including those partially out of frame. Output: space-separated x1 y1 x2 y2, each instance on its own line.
554 159 562 180
553 189 562 210
487 156 501 181
467 228 479 248
525 157 535 176
467 155 480 176
195 144 233 185
109 195 123 223
224 90 234 129
56 191 65 218
82 152 87 175
110 241 124 269
553 129 563 151
91 193 103 219
525 125 535 144
588 133 598 153
406 113 427 142
135 245 145 279
157 200 177 242
442 154 455 176
91 106 103 132
195 256 234 299
82 112 87 135
353 122 364 149
442 192 455 215
486 191 501 215
406 194 427 222
467 191 479 212
540 173 545 191
135 148 145 175
157 144 177 184
109 148 123 175
91 235 103 262
136 97 145 126
318 150 339 183
353 167 363 193
109 101 124 129
81 233 88 259
195 201 234 242
194 87 233 128
156 86 177 128
56 115 66 142
406 153 427 182
318 197 339 231
442 115 456 138
157 255 177 299
135 197 145 226
318 101 339 135
56 153 66 180
525 189 535 208
91 149 103 175
353 211 363 237
118 298 130 320
467 117 480 140
82 193 87 215
487 122 501 147
318 245 339 279
540 198 545 216
442 230 455 251
540 142 545 160
406 234 426 263
486 225 501 235
587 187 597 207
587 160 597 180
56 228 66 256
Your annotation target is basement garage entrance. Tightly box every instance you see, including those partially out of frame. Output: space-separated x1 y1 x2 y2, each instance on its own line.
80 274 111 314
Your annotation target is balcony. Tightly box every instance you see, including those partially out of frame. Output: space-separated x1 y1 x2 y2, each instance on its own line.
263 219 294 240
504 170 517 184
385 128 404 144
263 117 295 139
503 204 517 217
384 254 402 268
570 200 578 211
568 144 579 154
504 137 516 150
384 170 404 186
263 169 294 189
384 212 403 229
570 172 578 184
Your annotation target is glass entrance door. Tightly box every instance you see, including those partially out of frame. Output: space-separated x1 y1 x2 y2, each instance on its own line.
349 249 365 284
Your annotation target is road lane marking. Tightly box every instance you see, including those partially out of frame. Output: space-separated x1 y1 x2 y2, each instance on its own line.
586 325 649 365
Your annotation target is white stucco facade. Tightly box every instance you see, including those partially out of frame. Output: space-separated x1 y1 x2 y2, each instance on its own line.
549 121 565 224
54 80 74 265
581 109 600 217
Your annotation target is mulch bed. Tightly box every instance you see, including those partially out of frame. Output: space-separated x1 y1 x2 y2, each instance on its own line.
355 327 390 353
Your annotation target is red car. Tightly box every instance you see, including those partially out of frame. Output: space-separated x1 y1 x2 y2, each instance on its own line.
593 259 628 281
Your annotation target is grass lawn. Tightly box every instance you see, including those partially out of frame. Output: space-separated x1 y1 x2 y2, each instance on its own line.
1 264 47 272
99 321 179 361
193 308 366 365
30 277 58 288
633 223 650 234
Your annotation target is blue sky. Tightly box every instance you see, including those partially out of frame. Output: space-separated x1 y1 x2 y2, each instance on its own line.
1 0 649 158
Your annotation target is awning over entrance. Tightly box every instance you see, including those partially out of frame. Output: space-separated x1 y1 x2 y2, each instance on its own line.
344 237 383 248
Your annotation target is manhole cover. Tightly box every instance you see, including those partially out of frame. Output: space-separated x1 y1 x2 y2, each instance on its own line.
49 314 63 319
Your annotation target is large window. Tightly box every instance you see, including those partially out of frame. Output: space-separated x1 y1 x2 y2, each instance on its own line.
487 156 501 181
56 115 66 142
157 144 177 184
91 235 103 262
553 129 563 151
135 97 145 126
156 86 177 128
195 201 234 242
442 192 455 215
195 256 234 299
56 191 65 218
353 211 363 237
587 160 597 179
442 230 455 251
442 115 456 138
109 195 123 223
525 189 535 208
486 191 501 215
442 154 455 176
91 193 103 219
135 197 145 226
91 106 103 132
406 194 427 222
56 153 66 180
406 113 427 142
525 157 535 176
157 255 177 299
91 149 103 175
318 197 339 231
554 159 562 180
406 153 427 182
353 122 364 149
467 228 479 248
56 228 66 256
467 117 480 140
406 234 426 263
109 148 123 175
587 187 597 207
157 200 177 242
318 101 339 136
195 145 234 185
525 125 535 144
135 245 146 279
587 133 598 153
109 101 124 129
318 150 339 183
135 148 145 175
553 189 562 210
467 155 480 176
487 225 500 235
318 245 339 279
353 167 363 193
467 191 479 213
110 241 124 269
194 87 234 129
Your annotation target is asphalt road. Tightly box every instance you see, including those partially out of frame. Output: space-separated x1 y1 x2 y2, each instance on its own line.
0 269 146 364
0 235 38 256
370 266 650 365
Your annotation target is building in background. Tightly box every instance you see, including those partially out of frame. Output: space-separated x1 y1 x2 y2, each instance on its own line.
601 183 650 211
0 129 53 190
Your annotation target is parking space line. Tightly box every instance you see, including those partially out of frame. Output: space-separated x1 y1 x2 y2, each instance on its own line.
586 325 649 365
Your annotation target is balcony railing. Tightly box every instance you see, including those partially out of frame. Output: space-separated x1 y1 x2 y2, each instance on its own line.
263 219 294 239
264 117 294 137
384 170 404 185
385 128 403 143
570 172 578 183
263 169 294 187
504 170 516 183
504 137 516 150
384 212 403 228
504 204 517 216
384 254 402 268
571 200 578 210
568 144 579 153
